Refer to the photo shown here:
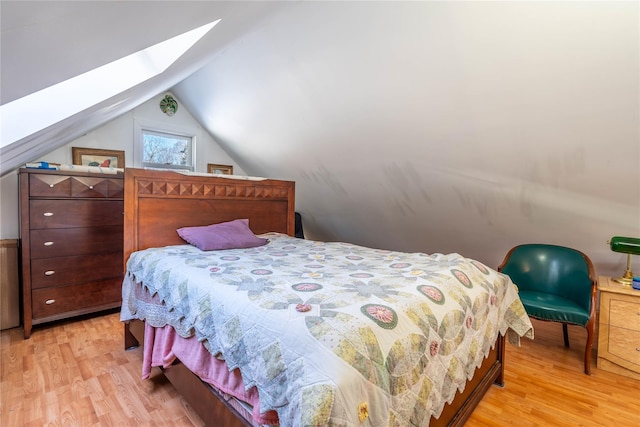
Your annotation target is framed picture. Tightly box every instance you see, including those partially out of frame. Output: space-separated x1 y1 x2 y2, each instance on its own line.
72 147 125 168
207 163 233 175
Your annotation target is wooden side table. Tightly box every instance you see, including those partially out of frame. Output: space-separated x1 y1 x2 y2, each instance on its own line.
597 276 640 379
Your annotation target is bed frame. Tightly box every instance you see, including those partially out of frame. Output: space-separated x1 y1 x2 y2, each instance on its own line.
122 167 505 427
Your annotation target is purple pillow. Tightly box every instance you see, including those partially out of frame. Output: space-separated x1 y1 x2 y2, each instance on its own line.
176 219 268 251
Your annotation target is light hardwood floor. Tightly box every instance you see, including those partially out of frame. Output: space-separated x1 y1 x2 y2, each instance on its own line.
1 311 639 426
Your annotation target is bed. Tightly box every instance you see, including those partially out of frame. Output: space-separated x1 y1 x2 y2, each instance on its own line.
121 167 534 427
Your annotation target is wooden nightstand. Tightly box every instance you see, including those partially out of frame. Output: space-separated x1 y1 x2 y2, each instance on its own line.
597 276 640 379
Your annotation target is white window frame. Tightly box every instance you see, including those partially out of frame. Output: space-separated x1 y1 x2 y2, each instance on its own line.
134 119 196 171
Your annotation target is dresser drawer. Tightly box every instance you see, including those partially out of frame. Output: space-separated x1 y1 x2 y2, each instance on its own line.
32 277 122 320
28 174 72 197
607 326 640 368
608 298 640 332
106 178 124 198
29 200 123 229
31 252 123 289
30 173 123 198
30 226 123 259
71 176 124 198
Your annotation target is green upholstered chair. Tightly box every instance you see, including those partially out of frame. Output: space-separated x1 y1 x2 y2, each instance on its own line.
498 244 597 375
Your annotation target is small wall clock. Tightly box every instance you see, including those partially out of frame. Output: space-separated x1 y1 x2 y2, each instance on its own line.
160 95 178 116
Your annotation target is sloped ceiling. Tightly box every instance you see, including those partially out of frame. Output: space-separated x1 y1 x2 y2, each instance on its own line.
175 1 640 274
2 1 639 275
0 0 286 174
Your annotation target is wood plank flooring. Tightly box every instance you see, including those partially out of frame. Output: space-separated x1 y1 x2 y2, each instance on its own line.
467 318 640 427
0 311 202 427
1 311 639 426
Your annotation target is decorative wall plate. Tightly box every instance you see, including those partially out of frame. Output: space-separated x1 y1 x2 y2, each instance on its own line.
160 95 178 116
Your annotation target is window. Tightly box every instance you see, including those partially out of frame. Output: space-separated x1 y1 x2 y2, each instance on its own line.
141 129 195 171
1 19 220 148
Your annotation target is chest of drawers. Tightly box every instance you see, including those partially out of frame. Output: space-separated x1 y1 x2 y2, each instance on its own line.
19 168 124 338
597 276 640 379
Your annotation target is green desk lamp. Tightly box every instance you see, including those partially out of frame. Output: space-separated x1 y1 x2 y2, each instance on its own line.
609 236 640 286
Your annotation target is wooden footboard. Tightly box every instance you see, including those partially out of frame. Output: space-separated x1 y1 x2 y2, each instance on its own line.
431 334 505 427
125 320 505 427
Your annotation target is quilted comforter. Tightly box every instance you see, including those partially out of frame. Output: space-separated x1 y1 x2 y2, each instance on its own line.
121 233 533 426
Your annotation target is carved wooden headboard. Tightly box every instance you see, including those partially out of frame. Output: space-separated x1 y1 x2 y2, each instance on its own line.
123 168 295 264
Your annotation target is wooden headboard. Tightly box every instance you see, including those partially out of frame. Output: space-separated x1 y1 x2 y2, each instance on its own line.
123 168 295 264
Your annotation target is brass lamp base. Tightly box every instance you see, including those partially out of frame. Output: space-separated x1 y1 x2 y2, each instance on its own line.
612 253 633 287
609 237 640 287
612 272 633 286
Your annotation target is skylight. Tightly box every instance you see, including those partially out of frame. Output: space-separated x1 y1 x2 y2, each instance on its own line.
0 19 220 148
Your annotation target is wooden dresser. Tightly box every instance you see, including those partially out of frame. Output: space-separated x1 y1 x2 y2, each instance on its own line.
19 168 124 338
597 276 640 379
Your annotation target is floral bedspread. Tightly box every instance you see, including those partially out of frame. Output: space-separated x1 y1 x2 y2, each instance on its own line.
121 233 533 427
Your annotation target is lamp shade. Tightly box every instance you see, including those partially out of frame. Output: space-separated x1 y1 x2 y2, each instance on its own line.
609 236 640 255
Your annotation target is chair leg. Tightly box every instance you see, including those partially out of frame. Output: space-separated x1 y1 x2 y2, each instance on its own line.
584 318 595 375
562 323 569 347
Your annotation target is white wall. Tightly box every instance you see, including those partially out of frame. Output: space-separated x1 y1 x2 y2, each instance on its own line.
0 92 244 239
0 1 637 282
176 1 639 278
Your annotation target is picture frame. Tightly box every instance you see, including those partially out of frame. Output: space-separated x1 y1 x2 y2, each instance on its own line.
72 147 125 168
207 163 233 175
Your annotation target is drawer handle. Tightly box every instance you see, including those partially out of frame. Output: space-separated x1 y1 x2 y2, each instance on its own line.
45 299 55 305
44 270 55 276
43 241 54 247
89 185 94 189
49 184 54 188
43 212 54 217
